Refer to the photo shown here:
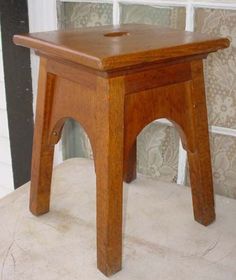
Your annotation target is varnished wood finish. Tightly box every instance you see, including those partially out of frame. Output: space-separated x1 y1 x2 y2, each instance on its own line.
30 58 55 215
14 24 229 276
14 24 229 71
95 76 124 275
188 60 215 225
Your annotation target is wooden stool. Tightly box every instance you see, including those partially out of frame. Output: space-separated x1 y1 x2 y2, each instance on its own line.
14 24 229 276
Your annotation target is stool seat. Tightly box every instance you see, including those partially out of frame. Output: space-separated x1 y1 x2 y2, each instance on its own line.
14 24 229 277
14 24 229 71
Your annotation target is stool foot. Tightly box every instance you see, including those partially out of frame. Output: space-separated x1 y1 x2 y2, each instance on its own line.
124 140 137 183
97 260 122 277
30 145 54 216
188 149 215 226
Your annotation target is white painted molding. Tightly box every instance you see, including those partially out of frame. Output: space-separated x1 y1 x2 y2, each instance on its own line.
0 162 14 189
0 109 9 138
60 0 236 9
116 0 187 7
210 126 236 137
192 1 236 10
0 137 12 165
113 0 121 25
186 2 195 31
27 0 58 105
28 0 63 166
60 0 113 2
28 0 58 33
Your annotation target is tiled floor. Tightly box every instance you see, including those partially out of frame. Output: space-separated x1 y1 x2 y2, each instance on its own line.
0 158 236 279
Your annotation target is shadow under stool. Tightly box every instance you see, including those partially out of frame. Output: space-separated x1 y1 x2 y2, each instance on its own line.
14 24 229 277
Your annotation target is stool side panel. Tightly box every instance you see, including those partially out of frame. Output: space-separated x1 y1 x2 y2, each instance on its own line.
124 61 192 94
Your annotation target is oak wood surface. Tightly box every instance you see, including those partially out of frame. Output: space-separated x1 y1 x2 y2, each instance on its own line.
30 58 55 215
13 24 230 71
14 24 229 277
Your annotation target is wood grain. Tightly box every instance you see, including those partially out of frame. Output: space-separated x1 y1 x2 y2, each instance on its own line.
13 24 230 71
95 76 125 276
187 60 215 225
30 58 55 215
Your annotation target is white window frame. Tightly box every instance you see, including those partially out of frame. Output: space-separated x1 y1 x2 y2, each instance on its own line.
28 0 236 182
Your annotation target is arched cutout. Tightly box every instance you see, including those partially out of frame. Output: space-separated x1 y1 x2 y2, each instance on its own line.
48 116 96 162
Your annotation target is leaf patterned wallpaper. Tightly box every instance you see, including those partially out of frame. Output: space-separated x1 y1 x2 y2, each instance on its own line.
194 9 236 198
58 3 236 198
195 9 236 129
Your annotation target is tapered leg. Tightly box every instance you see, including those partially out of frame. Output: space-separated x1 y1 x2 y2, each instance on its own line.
123 139 137 183
187 60 215 226
95 77 124 276
30 58 56 216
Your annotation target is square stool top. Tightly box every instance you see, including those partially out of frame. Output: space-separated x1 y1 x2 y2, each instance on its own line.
14 24 229 71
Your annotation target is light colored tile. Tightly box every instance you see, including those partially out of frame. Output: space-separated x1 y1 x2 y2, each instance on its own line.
0 158 236 280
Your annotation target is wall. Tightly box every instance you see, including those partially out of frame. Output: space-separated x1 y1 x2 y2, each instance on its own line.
0 26 14 197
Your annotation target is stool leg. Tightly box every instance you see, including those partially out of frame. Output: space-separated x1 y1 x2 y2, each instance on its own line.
95 77 124 276
187 60 215 226
124 139 137 183
30 58 56 216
